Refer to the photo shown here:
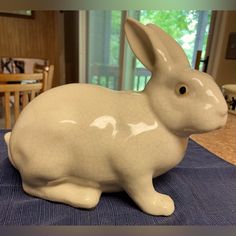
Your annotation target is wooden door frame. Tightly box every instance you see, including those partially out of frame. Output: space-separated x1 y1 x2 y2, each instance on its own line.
206 11 228 77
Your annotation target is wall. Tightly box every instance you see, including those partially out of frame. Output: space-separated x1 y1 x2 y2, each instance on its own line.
0 11 65 86
208 11 236 87
64 11 78 84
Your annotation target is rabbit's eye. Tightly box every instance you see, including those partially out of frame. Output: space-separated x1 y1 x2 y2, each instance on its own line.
179 86 187 95
175 84 188 96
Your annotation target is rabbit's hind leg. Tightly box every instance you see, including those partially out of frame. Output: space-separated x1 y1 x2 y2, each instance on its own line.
22 181 101 209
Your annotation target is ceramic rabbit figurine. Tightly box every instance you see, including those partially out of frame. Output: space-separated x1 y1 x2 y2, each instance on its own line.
4 18 227 216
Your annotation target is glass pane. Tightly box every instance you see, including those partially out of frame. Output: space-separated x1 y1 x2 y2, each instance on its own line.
126 10 212 91
87 11 122 90
199 11 212 71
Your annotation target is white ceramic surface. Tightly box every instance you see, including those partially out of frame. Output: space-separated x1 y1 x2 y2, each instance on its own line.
4 18 228 216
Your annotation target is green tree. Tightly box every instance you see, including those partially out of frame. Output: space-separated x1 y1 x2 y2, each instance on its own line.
139 10 200 66
110 11 121 65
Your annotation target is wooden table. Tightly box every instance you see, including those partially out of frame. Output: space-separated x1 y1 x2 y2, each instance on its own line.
191 113 236 165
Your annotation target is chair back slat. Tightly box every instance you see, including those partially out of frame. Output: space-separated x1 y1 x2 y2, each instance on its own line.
0 72 46 128
22 92 29 108
30 90 36 101
14 91 20 121
0 73 44 82
4 92 11 129
0 83 43 92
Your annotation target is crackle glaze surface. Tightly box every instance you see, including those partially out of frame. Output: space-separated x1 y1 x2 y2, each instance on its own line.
4 18 228 216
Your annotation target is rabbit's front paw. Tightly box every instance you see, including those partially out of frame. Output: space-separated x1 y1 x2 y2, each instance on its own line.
157 194 175 216
140 193 175 216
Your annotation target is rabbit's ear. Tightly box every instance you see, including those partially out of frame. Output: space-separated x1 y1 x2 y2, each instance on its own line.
147 24 191 69
125 18 171 72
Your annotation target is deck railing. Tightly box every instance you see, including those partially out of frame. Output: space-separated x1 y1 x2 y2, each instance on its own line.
90 64 151 91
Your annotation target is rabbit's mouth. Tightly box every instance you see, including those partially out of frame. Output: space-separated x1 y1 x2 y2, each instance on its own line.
220 111 228 117
183 112 227 135
212 111 228 131
219 112 228 125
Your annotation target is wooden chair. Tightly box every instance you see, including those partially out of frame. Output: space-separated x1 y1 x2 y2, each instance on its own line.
34 64 54 89
0 73 47 129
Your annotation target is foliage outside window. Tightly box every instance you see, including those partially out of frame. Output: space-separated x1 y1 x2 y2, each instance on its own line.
87 10 212 91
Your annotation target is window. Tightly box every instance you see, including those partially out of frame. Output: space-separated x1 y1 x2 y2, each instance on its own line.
83 10 212 91
87 11 122 90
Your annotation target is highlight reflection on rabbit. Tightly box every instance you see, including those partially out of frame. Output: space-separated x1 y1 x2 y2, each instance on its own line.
4 18 227 216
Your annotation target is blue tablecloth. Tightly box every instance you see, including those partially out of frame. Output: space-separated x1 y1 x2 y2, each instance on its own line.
0 129 235 225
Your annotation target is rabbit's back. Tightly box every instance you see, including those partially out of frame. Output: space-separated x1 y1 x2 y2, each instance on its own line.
9 84 156 187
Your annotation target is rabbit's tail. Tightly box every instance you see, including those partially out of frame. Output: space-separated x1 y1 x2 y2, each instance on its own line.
4 132 16 168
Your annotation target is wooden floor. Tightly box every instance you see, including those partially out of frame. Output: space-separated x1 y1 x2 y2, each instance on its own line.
191 113 236 165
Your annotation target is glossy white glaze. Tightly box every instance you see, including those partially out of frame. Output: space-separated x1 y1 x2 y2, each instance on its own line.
4 18 227 216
